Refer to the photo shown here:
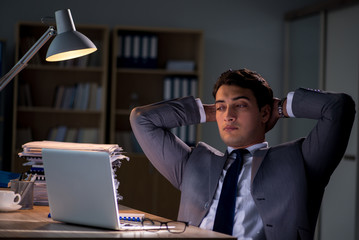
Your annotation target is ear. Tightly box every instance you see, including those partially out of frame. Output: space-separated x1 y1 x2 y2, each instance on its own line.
260 104 271 124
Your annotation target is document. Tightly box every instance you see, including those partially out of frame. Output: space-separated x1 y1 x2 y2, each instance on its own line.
19 140 129 163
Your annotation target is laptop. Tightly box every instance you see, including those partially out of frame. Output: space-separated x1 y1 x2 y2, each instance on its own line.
42 148 144 230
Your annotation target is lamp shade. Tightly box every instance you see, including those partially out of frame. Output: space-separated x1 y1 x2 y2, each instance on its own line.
46 9 97 62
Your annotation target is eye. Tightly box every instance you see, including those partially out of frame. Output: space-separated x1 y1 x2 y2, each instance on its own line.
216 105 226 111
236 104 247 108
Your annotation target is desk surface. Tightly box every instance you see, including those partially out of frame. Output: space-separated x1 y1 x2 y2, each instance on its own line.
0 205 235 239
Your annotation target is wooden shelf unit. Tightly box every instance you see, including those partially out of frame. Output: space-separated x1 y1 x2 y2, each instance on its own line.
110 26 203 220
110 26 204 149
12 22 109 172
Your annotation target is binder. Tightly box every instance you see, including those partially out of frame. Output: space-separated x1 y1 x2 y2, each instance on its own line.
123 34 132 68
140 35 149 68
148 34 158 68
162 76 198 145
116 34 123 67
117 32 158 69
163 77 172 100
132 35 140 67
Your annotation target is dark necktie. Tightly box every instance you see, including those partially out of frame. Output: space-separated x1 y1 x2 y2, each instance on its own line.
213 149 246 235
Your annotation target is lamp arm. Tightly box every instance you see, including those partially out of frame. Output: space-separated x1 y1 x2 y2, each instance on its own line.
0 26 57 92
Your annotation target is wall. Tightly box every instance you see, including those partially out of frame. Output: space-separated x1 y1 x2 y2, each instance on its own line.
321 4 359 240
284 3 359 239
0 0 323 150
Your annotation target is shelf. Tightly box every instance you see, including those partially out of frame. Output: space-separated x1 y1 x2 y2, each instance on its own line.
17 106 102 115
117 68 199 75
25 64 104 72
115 109 131 115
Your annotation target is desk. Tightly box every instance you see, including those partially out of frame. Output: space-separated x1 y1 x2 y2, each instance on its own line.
0 205 235 239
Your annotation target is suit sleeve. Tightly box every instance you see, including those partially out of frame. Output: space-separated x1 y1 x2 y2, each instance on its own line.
129 96 201 189
292 88 356 185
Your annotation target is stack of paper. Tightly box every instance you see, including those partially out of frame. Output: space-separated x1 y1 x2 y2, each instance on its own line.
19 140 128 163
18 141 129 205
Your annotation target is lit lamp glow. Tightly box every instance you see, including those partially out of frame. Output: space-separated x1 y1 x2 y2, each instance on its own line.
46 9 96 61
0 9 97 91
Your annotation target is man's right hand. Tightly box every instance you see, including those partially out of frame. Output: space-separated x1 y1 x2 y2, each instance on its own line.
203 104 216 122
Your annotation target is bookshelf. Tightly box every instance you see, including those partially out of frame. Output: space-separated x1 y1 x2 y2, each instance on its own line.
12 22 109 172
110 26 204 150
110 26 203 220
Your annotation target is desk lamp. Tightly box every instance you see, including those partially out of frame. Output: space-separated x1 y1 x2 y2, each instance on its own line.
0 9 97 92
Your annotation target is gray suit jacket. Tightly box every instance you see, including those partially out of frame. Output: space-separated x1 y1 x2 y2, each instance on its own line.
130 88 355 240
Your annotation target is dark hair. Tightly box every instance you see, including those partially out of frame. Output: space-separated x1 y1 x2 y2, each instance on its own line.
212 68 273 110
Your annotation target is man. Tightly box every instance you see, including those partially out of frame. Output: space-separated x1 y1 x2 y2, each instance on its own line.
130 69 355 240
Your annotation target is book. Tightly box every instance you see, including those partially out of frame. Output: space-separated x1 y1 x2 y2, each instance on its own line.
53 85 65 109
61 86 76 109
54 83 100 111
47 127 58 141
64 128 78 142
79 128 98 143
88 83 99 110
80 82 90 110
18 83 33 107
55 125 67 142
0 171 21 188
73 83 84 110
96 86 102 110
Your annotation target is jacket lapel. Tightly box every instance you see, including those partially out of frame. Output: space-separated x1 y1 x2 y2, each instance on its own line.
209 151 228 198
251 148 269 184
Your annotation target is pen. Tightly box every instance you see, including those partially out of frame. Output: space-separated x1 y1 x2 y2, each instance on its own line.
19 173 37 197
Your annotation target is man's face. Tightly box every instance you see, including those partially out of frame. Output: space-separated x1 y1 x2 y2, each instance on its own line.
215 84 269 149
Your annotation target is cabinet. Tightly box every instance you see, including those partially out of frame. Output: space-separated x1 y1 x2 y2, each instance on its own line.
110 26 203 219
12 22 109 172
285 3 359 239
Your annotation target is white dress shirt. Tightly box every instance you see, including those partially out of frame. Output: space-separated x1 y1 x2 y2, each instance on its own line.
199 143 267 240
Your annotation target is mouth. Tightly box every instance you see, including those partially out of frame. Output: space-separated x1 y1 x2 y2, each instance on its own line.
223 125 238 131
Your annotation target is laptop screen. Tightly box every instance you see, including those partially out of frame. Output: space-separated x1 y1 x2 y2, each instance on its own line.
43 149 121 230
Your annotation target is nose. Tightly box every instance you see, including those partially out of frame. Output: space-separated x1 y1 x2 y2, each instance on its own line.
224 107 236 122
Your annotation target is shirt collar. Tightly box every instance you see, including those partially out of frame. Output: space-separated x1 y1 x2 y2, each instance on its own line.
227 142 268 156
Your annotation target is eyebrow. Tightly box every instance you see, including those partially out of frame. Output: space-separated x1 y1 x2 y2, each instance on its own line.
215 96 250 104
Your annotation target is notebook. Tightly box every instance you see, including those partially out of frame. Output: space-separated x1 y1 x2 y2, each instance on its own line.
42 148 145 230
